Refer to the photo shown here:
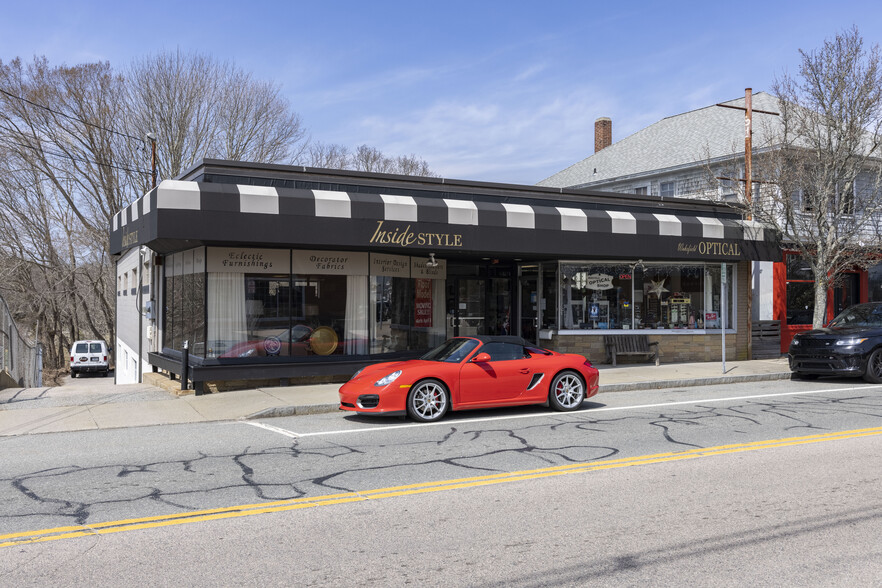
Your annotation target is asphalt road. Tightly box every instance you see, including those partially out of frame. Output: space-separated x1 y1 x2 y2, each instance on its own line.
2 378 882 586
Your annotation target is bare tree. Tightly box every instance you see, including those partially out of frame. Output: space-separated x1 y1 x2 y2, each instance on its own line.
0 57 129 360
303 141 351 169
125 49 308 181
0 51 437 368
0 53 313 367
710 28 882 328
303 141 437 176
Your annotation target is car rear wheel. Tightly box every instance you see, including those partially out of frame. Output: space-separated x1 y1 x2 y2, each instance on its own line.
549 371 585 411
407 379 449 422
863 349 882 383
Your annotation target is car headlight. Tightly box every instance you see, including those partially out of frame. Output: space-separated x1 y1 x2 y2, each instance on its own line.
374 370 402 387
835 338 868 346
790 339 799 346
350 368 365 380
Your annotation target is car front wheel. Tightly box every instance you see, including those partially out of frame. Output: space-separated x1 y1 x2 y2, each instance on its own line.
407 379 449 422
549 371 585 411
863 348 882 383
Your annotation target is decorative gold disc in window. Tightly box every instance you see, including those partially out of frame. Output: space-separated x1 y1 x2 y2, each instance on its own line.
309 326 339 355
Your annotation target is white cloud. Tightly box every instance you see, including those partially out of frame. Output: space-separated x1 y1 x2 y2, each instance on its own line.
341 83 617 184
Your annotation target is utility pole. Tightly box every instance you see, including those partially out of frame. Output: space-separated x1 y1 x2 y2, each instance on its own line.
714 89 781 362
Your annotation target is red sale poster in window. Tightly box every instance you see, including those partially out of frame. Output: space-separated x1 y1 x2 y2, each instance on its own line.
414 278 433 328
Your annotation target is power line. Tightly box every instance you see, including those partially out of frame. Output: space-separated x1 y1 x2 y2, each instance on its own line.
0 87 147 143
3 138 151 175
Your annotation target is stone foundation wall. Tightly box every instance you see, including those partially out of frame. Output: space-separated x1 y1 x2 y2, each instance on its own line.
550 332 740 365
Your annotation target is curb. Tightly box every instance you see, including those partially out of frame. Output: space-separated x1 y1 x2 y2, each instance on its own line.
597 371 792 393
245 404 340 420
243 372 794 420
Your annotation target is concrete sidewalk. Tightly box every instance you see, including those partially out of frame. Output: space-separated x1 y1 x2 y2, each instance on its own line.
0 358 791 436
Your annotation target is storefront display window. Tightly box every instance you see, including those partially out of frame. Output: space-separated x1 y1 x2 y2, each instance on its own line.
164 249 206 354
559 262 735 331
561 263 633 329
168 248 452 359
371 276 445 353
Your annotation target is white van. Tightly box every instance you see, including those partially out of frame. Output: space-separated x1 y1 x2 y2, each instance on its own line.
70 340 110 378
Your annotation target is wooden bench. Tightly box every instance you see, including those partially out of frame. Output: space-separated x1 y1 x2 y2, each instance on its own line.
603 335 660 366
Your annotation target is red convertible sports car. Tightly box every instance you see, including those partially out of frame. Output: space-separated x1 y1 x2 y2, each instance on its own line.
339 336 600 422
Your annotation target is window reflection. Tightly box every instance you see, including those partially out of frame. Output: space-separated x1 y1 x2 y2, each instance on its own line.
560 262 734 331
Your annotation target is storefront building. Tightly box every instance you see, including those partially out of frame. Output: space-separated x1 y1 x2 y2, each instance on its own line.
110 160 780 391
775 251 882 351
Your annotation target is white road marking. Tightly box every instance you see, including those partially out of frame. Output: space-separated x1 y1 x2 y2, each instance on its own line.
241 421 301 438
239 384 882 439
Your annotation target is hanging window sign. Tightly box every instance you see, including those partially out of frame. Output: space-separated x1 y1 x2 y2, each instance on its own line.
208 247 290 274
585 274 614 290
411 257 447 280
193 247 205 272
170 253 183 277
182 250 195 275
292 250 368 275
414 278 433 327
370 253 410 277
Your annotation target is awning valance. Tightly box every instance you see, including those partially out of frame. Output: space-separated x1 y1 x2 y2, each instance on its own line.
110 180 780 262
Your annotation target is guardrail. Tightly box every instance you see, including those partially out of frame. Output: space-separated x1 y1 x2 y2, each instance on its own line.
0 294 41 389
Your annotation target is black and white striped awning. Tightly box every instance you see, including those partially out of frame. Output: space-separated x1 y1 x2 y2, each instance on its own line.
110 180 780 262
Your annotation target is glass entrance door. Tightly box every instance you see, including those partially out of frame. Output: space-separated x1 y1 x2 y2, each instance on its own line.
446 265 514 338
518 263 558 345
519 265 539 344
833 273 860 317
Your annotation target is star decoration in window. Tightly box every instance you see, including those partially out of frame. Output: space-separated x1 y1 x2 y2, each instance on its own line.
649 278 668 298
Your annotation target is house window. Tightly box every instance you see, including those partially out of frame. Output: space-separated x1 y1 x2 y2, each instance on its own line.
634 186 648 195
837 182 855 215
800 187 815 213
660 182 675 198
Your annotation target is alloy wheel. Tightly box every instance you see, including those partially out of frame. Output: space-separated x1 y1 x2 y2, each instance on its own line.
552 372 585 410
409 380 448 422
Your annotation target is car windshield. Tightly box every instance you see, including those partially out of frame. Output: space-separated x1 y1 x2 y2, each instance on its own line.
291 325 312 341
421 339 480 362
828 304 882 328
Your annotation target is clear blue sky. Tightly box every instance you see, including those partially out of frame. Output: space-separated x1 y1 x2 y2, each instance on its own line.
2 1 880 184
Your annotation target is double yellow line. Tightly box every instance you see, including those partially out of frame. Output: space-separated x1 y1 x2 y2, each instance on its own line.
3 426 881 548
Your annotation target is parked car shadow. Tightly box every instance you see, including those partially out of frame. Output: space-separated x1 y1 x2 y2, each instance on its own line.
342 400 607 424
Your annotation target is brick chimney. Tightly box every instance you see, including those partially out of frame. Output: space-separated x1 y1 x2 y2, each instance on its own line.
595 117 612 153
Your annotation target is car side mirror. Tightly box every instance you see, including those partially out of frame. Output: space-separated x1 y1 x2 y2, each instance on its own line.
472 352 491 363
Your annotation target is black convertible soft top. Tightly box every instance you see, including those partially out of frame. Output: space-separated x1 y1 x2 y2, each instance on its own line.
460 335 530 346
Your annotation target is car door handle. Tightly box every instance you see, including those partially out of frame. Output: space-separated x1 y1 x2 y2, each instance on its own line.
520 368 530 374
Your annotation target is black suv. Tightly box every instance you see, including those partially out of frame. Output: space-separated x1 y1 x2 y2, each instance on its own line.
789 303 882 382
